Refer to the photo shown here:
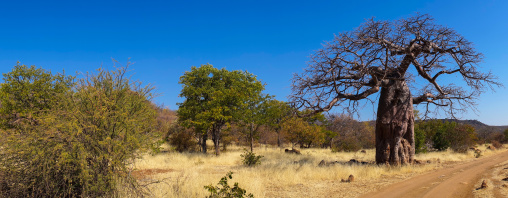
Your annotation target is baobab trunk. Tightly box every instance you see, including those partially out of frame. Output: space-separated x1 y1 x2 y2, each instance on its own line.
375 80 415 165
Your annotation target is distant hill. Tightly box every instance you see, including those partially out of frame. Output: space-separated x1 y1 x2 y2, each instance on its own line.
435 119 507 133
366 119 507 133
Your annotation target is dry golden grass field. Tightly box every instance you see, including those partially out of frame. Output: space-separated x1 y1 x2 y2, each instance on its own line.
123 143 505 198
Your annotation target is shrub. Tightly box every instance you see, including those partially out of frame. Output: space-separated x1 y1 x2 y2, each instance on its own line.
327 114 374 152
414 126 427 153
204 172 254 198
168 124 198 152
491 140 503 149
332 137 362 152
240 149 263 166
0 64 157 197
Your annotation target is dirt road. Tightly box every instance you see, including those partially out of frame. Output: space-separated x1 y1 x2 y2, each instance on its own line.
360 150 508 198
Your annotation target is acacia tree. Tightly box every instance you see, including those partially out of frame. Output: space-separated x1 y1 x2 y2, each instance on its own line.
178 64 264 155
291 14 500 165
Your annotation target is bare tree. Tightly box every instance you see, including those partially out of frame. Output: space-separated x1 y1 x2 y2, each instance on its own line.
291 14 500 165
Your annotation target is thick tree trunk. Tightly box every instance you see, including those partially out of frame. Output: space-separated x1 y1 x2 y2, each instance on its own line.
375 80 415 165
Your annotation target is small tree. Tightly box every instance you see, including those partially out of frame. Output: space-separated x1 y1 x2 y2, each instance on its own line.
264 99 292 147
237 94 271 152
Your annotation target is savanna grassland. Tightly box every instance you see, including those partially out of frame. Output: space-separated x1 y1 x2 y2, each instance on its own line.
126 143 505 198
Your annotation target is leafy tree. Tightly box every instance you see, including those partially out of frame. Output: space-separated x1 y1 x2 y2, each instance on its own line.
290 14 500 165
264 99 292 147
237 94 271 152
282 116 324 148
178 64 264 155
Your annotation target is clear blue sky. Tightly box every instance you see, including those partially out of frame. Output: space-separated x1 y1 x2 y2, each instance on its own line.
0 0 506 125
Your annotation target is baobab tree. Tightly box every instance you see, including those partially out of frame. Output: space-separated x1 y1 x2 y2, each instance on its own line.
290 14 500 165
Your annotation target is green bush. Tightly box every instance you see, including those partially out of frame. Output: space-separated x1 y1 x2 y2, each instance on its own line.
0 63 158 197
240 149 263 166
204 171 254 198
414 126 427 154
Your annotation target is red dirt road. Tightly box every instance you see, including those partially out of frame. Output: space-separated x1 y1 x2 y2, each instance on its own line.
360 150 508 198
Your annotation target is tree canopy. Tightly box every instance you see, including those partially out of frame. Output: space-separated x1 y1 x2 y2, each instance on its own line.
177 64 264 155
291 14 500 118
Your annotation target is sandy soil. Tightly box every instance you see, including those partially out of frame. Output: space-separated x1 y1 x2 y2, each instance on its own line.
360 150 508 198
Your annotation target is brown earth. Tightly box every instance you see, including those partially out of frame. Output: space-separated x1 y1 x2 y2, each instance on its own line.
360 150 508 198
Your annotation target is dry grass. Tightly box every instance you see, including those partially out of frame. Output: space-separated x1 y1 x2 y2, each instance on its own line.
127 143 506 198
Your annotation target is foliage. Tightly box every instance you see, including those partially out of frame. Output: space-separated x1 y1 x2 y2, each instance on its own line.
282 116 325 148
237 93 271 152
432 127 451 151
240 149 264 166
414 126 427 154
447 124 478 152
415 120 477 152
168 123 198 152
177 64 264 155
491 140 503 149
263 99 292 147
326 114 374 152
0 63 157 197
0 63 74 128
204 172 254 198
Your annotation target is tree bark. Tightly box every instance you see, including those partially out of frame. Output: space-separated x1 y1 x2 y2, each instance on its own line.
212 124 222 156
201 133 207 154
375 80 415 165
276 128 282 148
250 123 254 152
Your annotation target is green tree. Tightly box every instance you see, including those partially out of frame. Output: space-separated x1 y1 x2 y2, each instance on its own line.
237 94 271 152
264 99 291 148
178 64 264 155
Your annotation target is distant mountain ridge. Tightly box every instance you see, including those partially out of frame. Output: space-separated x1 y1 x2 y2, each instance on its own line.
366 119 508 133
432 119 507 133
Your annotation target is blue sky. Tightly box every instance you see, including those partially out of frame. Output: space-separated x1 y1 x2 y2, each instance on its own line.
0 0 506 125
